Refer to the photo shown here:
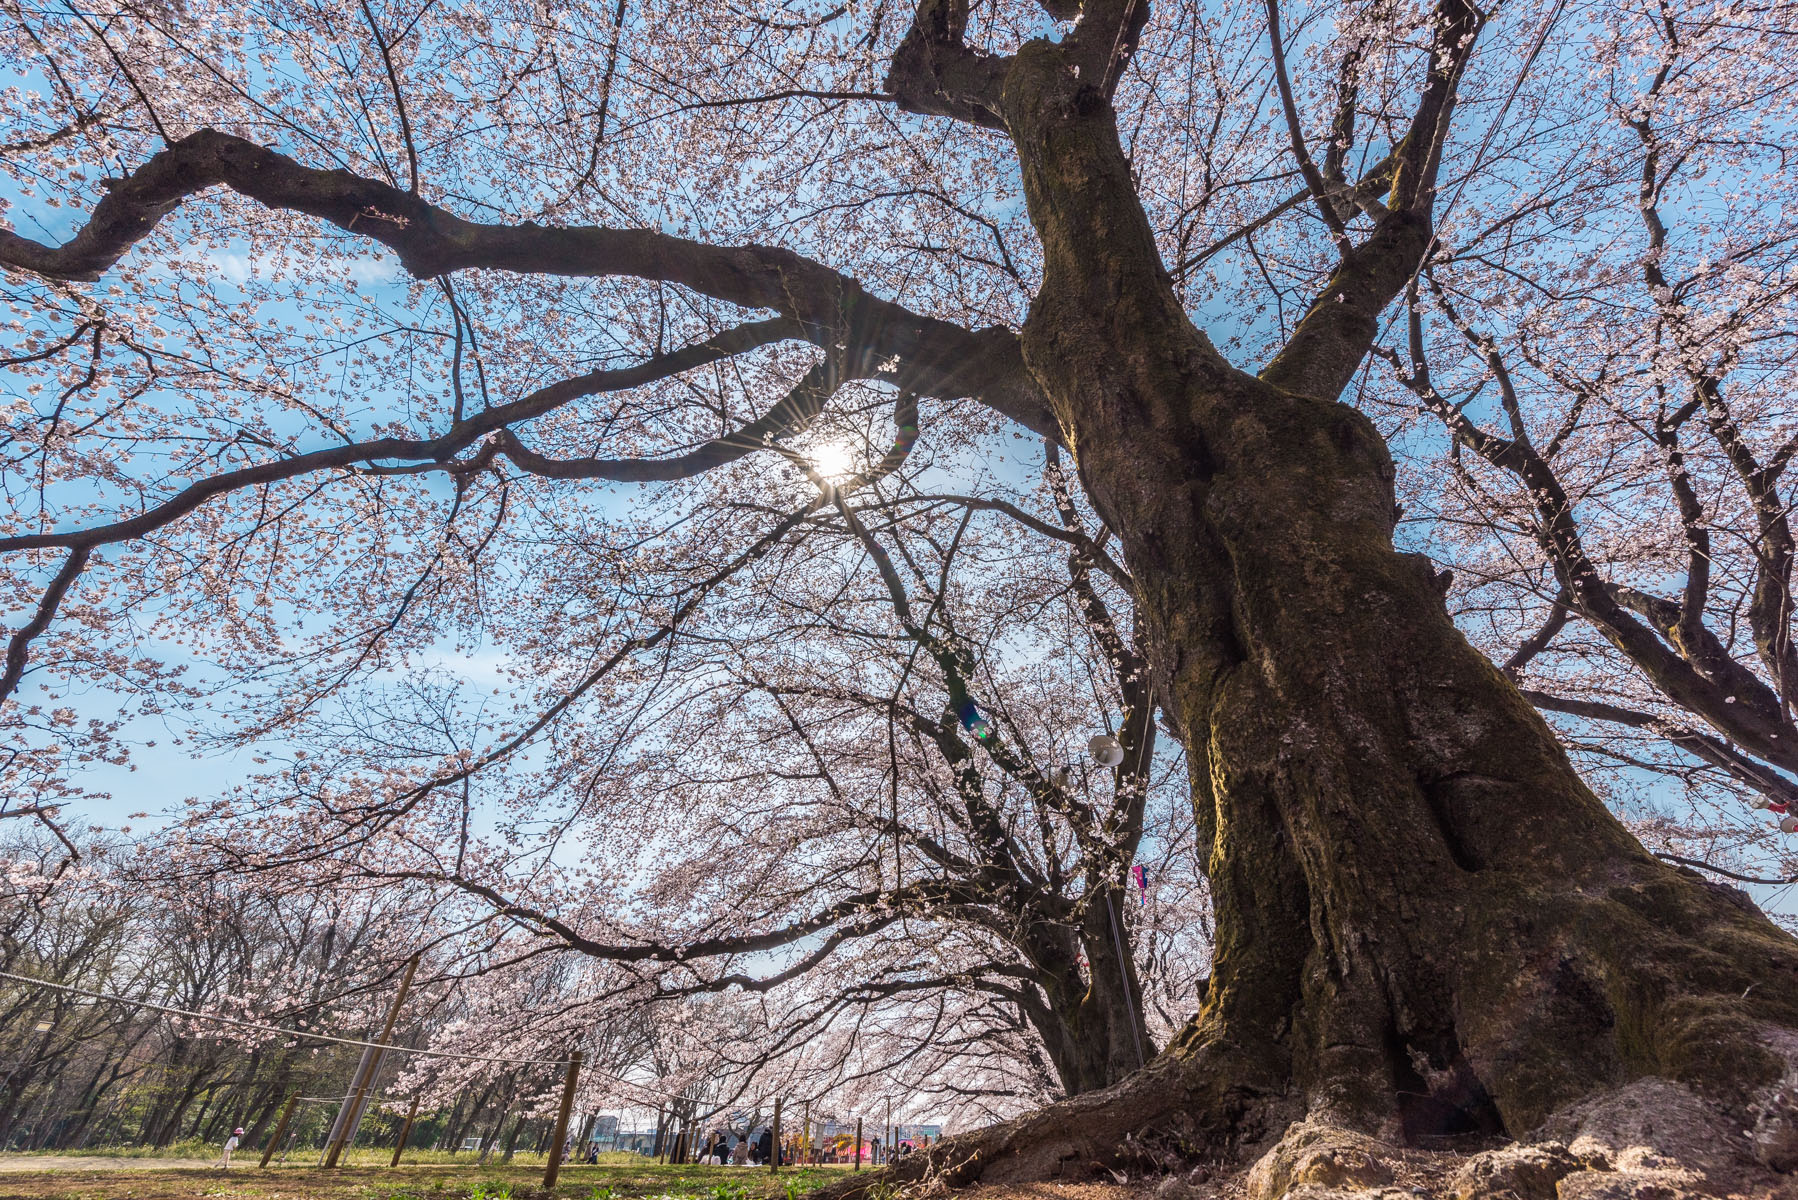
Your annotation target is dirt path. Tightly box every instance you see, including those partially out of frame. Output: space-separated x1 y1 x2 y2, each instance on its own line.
0 1157 206 1172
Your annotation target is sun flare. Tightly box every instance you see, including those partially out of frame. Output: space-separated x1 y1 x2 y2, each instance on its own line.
808 440 859 482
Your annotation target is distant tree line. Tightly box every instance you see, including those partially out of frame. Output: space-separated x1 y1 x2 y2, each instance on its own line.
0 831 527 1154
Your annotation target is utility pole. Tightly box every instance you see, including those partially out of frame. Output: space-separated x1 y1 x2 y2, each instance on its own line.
542 1050 583 1190
324 953 420 1168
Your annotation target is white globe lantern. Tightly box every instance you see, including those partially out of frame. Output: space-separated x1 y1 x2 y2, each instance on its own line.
1088 733 1125 768
1782 815 1798 834
1752 796 1773 810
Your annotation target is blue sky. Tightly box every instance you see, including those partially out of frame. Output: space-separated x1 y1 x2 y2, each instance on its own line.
3 21 1794 926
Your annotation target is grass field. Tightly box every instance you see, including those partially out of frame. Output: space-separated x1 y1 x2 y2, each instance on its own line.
0 1157 852 1200
0 1147 654 1168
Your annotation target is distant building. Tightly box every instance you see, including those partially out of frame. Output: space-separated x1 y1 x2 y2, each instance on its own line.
612 1128 658 1154
580 1113 657 1155
890 1123 942 1144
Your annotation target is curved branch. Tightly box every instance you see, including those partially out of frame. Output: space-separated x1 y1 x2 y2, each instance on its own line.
1522 688 1798 809
0 318 806 553
863 492 1132 591
0 128 1054 437
1264 0 1348 245
0 547 90 705
1501 589 1570 680
396 867 978 972
1260 0 1483 402
1653 852 1797 888
491 361 834 482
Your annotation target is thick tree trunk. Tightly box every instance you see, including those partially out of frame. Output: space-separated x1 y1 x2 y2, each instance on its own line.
850 36 1798 1191
1021 886 1152 1096
1070 898 1152 1094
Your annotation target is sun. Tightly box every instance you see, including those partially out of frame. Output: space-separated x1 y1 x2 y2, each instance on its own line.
808 439 859 482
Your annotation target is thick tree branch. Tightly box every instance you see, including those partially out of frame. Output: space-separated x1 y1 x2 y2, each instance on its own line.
0 129 1054 438
1389 284 1798 774
0 548 90 707
1522 688 1798 809
1260 0 1482 402
1632 87 1798 717
0 319 804 552
884 0 1012 130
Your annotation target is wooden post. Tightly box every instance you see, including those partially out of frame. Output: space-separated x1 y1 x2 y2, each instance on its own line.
854 1117 862 1172
541 1050 583 1190
802 1102 810 1166
770 1098 781 1174
325 954 420 1168
259 1093 298 1169
390 1096 420 1168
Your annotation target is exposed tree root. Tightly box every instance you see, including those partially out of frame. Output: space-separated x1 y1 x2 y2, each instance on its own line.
816 1038 1798 1200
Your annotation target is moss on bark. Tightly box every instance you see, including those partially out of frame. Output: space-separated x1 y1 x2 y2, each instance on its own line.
827 20 1798 1194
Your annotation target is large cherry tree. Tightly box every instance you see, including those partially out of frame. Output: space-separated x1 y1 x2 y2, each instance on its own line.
4 0 1798 1181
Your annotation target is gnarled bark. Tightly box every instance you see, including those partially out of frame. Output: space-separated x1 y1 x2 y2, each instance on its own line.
840 2 1798 1189
5 0 1797 1182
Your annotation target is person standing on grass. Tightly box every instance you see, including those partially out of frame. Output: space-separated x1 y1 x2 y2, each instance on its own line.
213 1127 243 1169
